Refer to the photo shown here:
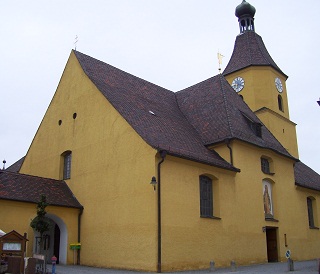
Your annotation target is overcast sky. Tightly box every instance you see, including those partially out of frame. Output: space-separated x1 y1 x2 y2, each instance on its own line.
1 1 320 173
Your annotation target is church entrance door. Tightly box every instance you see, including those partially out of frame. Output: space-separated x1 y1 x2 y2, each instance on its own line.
266 227 278 262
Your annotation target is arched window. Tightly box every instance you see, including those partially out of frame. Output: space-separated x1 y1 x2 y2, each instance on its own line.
278 95 283 112
199 175 220 219
261 156 274 174
262 180 274 219
307 196 318 228
200 176 213 217
61 151 72 180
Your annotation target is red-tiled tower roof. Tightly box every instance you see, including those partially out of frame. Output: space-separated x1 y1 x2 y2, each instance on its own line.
223 31 287 77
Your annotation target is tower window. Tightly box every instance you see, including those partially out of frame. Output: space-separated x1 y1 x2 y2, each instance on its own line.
278 95 284 112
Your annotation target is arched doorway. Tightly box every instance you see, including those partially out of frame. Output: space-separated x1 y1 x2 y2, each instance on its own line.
53 224 60 264
32 214 68 264
46 214 68 264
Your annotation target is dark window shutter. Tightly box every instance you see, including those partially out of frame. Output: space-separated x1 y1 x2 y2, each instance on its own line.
307 197 314 227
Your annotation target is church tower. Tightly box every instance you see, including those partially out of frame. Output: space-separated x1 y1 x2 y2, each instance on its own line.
223 0 299 158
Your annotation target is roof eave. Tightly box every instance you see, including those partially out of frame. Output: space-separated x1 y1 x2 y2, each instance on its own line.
206 137 298 162
223 64 288 80
165 151 240 173
295 182 320 193
0 197 83 210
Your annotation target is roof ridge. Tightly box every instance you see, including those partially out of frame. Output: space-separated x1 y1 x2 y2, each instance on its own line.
74 50 173 94
219 75 234 137
173 91 204 141
254 33 269 65
173 84 234 167
246 33 253 64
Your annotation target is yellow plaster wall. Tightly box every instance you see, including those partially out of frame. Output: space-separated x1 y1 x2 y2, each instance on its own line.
232 141 320 262
256 109 299 158
159 155 266 272
158 141 320 272
0 200 79 263
20 51 158 271
225 67 299 158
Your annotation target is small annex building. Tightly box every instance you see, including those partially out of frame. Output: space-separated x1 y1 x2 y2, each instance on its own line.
1 1 320 272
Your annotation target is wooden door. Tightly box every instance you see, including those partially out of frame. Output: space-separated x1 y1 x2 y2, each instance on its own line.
266 227 278 262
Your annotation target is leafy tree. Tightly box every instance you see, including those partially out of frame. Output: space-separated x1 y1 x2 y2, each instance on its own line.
30 195 51 251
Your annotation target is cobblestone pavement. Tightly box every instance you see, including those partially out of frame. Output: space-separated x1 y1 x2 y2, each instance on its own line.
54 259 319 274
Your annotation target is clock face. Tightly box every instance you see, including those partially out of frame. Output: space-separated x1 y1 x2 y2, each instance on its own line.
231 77 245 93
275 77 283 93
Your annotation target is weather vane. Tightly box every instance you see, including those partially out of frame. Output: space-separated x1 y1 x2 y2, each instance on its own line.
74 35 79 51
217 51 224 73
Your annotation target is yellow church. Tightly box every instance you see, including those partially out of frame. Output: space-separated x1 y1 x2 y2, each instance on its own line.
1 0 320 272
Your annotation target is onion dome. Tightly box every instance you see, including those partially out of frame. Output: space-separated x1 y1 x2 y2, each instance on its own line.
235 0 256 34
235 0 256 18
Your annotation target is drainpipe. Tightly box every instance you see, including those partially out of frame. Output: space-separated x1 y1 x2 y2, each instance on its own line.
77 207 83 265
157 150 167 273
226 139 234 165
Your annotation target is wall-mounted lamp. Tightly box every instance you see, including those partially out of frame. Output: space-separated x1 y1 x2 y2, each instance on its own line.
317 98 320 106
150 176 157 191
262 226 266 233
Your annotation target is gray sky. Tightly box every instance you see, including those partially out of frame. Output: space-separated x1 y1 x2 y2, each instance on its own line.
1 1 320 173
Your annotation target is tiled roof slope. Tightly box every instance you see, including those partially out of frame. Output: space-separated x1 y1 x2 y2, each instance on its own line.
74 51 238 172
176 75 294 159
295 162 320 191
0 171 83 209
223 31 287 78
5 157 25 173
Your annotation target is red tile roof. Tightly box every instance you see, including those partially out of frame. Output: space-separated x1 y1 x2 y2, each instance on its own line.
223 31 287 78
7 48 320 194
0 171 83 209
5 157 25 173
176 74 294 159
295 162 320 191
74 51 239 172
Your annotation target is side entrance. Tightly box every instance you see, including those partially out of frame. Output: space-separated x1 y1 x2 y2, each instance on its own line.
266 227 278 262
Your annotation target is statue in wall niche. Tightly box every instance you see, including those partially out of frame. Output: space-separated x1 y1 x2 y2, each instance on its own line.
263 184 272 217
